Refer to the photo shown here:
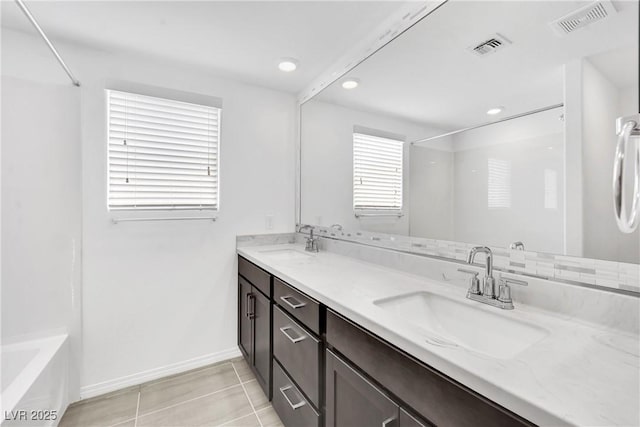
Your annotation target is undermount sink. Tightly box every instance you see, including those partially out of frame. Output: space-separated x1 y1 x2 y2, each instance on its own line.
258 248 312 262
374 291 548 359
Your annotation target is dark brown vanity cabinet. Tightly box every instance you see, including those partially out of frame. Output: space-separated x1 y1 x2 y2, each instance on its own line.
238 257 272 399
237 255 534 427
326 310 534 427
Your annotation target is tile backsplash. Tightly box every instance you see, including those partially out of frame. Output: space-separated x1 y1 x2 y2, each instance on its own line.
236 233 297 247
299 225 640 294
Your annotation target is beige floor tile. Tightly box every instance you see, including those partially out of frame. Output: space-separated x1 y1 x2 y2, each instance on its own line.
111 420 136 427
243 380 269 411
137 384 253 427
219 413 261 427
256 406 284 427
232 358 254 383
138 362 240 415
58 389 139 427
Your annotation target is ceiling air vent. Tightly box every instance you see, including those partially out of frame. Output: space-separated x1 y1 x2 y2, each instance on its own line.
468 34 511 57
549 0 616 36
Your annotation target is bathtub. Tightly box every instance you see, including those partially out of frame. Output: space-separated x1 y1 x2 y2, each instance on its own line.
1 335 69 427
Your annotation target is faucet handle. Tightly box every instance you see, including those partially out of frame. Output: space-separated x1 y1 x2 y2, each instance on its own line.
499 275 528 287
457 268 481 295
497 275 527 305
497 283 512 304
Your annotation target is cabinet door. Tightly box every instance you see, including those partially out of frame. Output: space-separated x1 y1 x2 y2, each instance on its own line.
326 349 399 427
253 288 271 398
238 277 253 363
400 408 431 427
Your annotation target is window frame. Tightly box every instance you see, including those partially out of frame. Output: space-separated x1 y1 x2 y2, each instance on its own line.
352 130 405 215
105 85 222 215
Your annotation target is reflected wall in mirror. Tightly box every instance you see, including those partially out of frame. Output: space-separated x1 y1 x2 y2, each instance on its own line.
300 0 639 266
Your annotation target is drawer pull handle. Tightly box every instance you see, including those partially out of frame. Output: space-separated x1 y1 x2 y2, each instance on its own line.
279 385 307 410
382 417 397 427
280 295 306 309
279 326 306 343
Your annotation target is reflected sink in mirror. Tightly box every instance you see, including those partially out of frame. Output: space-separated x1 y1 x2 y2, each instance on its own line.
374 291 549 359
257 248 313 262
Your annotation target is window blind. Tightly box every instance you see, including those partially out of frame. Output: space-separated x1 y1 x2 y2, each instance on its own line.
353 132 404 211
107 89 220 211
488 158 511 209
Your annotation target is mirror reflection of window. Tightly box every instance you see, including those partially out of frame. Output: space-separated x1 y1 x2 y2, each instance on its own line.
353 132 404 212
487 158 511 209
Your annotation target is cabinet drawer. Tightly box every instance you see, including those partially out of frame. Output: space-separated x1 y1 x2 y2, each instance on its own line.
273 305 321 407
273 277 320 335
326 310 534 427
238 256 271 297
272 360 320 427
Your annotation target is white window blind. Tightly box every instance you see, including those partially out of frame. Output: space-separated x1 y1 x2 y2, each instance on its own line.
488 158 511 209
353 132 404 211
107 90 220 211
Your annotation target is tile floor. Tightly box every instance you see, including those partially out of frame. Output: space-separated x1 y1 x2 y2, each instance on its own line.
59 357 284 427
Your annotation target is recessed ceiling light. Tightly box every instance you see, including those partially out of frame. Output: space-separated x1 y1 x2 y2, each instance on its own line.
278 58 298 72
548 146 554 150
486 106 504 115
342 78 360 89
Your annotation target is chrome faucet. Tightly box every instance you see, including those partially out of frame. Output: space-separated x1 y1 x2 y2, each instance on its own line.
458 246 527 310
467 246 496 298
299 225 319 253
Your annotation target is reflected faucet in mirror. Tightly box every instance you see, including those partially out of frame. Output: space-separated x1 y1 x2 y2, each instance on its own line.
510 241 525 250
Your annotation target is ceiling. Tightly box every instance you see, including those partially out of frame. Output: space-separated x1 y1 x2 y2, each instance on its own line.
0 1 407 93
588 47 639 89
311 0 639 132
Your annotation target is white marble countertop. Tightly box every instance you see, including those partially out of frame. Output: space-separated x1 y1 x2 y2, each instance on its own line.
237 243 640 427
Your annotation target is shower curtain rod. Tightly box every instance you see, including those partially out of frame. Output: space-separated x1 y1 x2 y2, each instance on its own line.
15 0 80 87
411 103 564 145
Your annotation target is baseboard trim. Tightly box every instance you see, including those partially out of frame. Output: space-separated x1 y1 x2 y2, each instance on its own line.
79 347 242 400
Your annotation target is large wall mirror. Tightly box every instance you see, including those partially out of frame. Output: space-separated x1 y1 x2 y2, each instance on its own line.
300 0 639 271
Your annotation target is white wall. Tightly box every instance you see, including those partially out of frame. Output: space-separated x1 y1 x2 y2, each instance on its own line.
452 132 565 253
582 60 639 263
301 99 444 234
1 76 83 395
409 109 565 253
408 146 454 240
563 60 584 257
1 77 82 340
2 28 296 397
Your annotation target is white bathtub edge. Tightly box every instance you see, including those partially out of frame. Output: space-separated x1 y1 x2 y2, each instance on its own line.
1 335 68 417
79 347 242 400
1 334 69 427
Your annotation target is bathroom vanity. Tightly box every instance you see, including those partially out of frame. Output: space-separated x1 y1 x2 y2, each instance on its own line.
237 240 640 427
